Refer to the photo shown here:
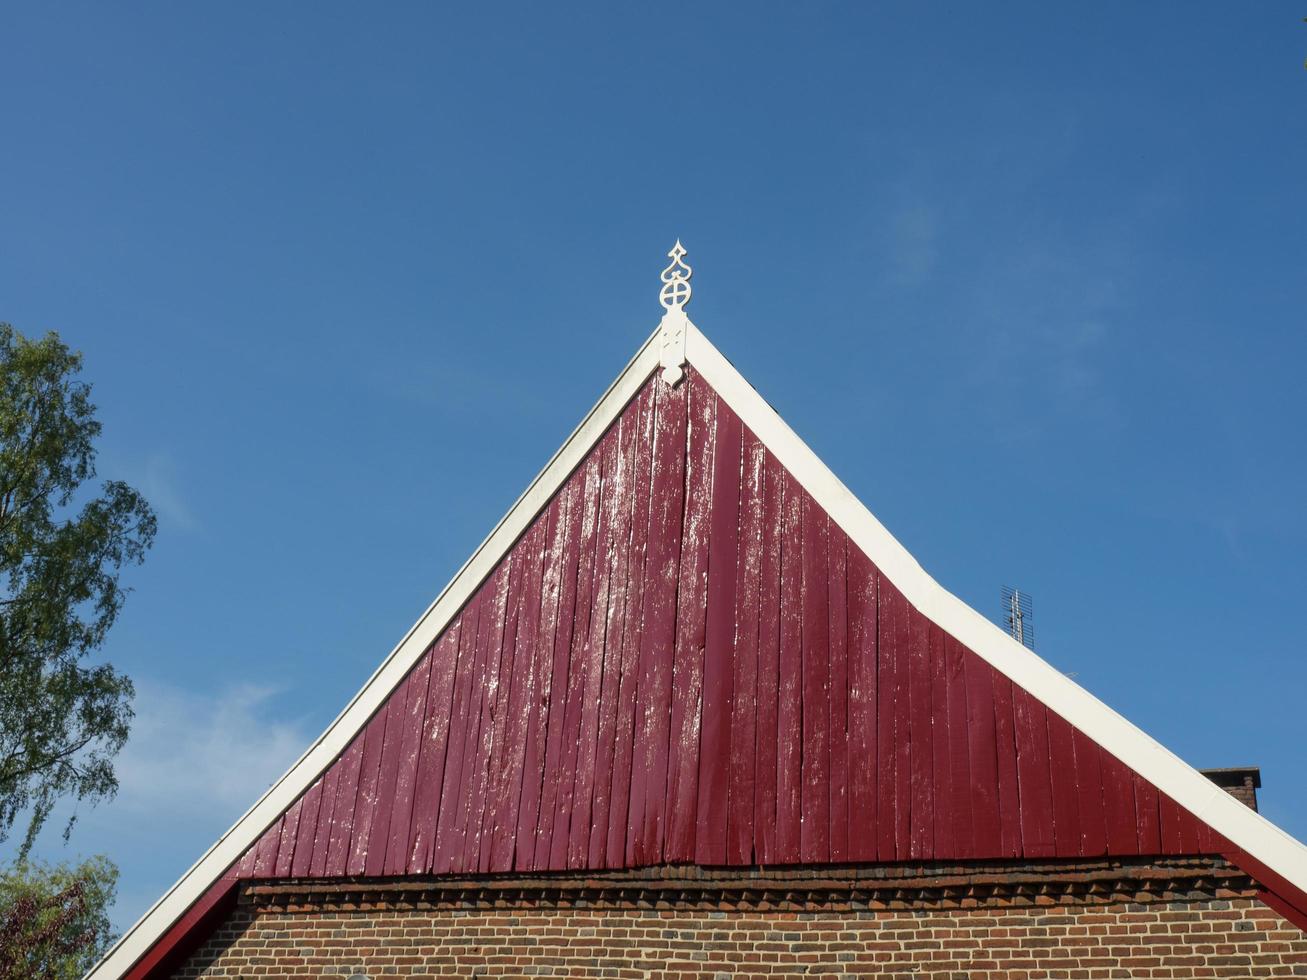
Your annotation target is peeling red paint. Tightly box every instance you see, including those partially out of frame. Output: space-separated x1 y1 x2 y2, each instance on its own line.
234 368 1229 876
127 364 1306 977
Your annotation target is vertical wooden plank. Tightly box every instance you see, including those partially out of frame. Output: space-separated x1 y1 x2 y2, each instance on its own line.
1157 788 1186 853
233 836 256 878
695 395 741 866
409 625 462 872
551 449 606 872
513 493 568 870
1056 731 1097 857
929 621 952 858
627 375 687 865
572 423 627 867
290 778 323 878
323 735 365 874
432 592 483 873
477 521 532 874
665 376 715 864
346 704 391 875
845 548 878 862
1100 751 1140 855
963 655 1000 858
309 761 341 877
383 655 434 874
1045 711 1082 857
234 839 257 879
1136 773 1164 854
587 404 641 869
241 835 262 878
752 453 785 865
469 560 522 873
1136 775 1164 854
258 822 282 877
485 518 547 872
907 606 933 860
892 580 912 860
774 470 804 864
1071 727 1108 857
1177 799 1202 853
826 526 850 864
946 634 974 859
273 798 303 878
991 673 1023 858
800 499 831 864
251 819 280 878
239 827 265 878
875 573 901 862
366 661 414 875
1199 815 1231 854
603 384 657 868
547 451 604 869
237 830 259 878
532 473 586 870
234 838 256 879
726 427 764 866
1012 686 1055 858
459 559 515 873
1197 815 1220 854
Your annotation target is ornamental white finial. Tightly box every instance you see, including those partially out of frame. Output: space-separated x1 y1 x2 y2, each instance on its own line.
657 239 691 386
658 239 693 311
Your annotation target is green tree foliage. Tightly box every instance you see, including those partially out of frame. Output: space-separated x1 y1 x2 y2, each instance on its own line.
0 855 118 979
0 325 156 853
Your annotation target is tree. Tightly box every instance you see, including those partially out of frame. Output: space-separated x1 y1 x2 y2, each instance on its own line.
0 324 156 853
0 855 118 979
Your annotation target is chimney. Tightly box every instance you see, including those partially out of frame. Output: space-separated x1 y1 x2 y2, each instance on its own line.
1201 767 1262 812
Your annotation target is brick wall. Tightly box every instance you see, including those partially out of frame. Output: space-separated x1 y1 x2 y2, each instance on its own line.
172 861 1307 979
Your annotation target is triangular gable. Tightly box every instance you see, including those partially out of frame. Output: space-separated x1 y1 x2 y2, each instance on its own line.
91 317 1307 979
227 367 1226 876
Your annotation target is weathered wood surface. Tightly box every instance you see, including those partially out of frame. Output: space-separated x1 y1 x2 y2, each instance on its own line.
237 368 1224 878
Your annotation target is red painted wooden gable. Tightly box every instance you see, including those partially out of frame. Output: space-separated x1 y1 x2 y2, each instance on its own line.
120 359 1307 980
228 367 1233 879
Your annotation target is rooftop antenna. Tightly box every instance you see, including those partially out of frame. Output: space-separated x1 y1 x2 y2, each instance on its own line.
1001 586 1034 650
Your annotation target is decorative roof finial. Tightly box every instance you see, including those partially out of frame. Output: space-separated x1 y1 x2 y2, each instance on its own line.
659 239 693 311
657 240 691 386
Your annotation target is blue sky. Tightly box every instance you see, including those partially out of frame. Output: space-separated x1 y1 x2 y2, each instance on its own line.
2 3 1305 932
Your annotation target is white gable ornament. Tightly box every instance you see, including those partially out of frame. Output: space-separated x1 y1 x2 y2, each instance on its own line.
657 239 692 386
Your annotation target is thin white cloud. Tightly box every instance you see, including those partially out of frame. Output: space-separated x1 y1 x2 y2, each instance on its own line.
102 450 198 532
134 452 198 531
113 680 310 820
4 678 316 933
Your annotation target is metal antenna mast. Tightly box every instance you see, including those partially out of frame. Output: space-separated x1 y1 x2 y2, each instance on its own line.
1001 586 1034 650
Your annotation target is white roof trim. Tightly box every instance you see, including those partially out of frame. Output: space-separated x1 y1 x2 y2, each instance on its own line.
91 318 1307 977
